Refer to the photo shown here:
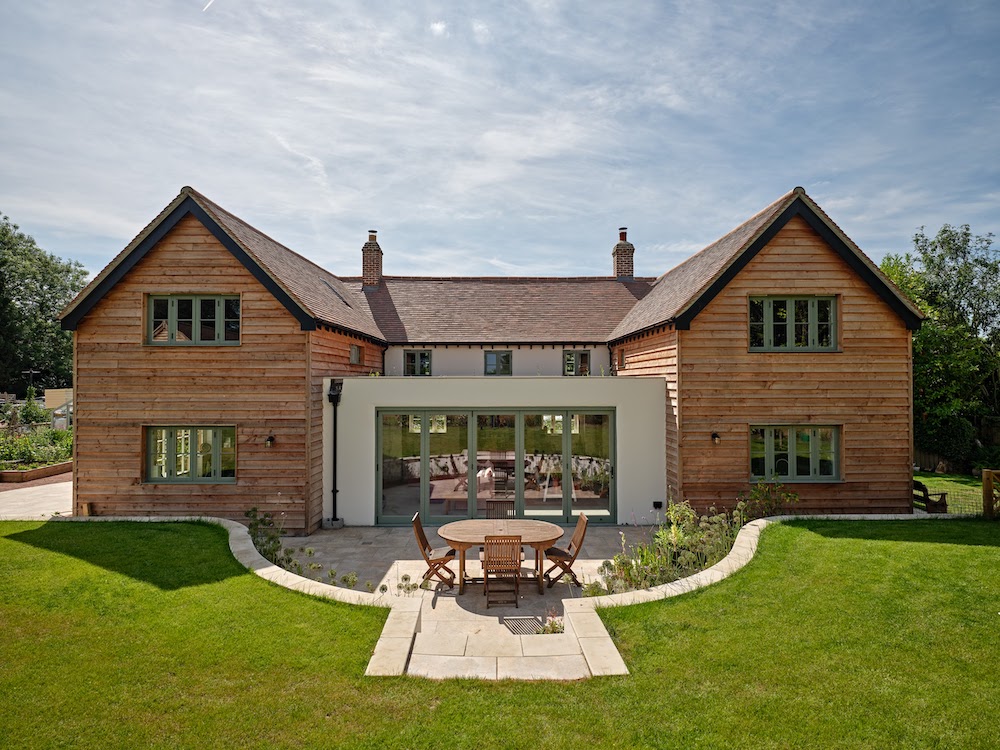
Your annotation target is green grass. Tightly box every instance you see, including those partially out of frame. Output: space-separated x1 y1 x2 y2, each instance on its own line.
2 519 999 749
915 471 984 513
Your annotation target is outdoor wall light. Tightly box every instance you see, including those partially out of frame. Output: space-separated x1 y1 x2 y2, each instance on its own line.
711 432 721 445
652 500 664 510
265 435 276 448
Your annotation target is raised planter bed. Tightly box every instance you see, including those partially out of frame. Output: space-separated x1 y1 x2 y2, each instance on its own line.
0 461 73 483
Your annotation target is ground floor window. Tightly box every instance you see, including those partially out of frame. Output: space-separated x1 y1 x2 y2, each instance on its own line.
146 426 237 483
750 425 839 481
377 409 614 524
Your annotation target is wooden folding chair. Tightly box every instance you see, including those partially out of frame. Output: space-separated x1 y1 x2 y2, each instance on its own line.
484 499 515 518
544 513 588 587
411 512 457 588
483 535 521 608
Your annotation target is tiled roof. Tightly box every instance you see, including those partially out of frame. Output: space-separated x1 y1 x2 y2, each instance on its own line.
346 276 655 344
609 190 797 340
186 189 386 341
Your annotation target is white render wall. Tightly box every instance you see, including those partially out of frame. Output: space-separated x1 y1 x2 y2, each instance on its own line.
323 376 666 526
383 345 613 377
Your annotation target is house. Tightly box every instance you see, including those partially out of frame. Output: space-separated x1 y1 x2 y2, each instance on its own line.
59 186 922 533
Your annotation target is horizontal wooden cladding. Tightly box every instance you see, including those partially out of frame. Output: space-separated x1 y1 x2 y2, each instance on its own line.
73 215 316 532
676 216 913 513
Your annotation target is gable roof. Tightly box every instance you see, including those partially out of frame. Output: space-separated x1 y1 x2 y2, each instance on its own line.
609 187 924 341
348 276 655 345
59 187 385 342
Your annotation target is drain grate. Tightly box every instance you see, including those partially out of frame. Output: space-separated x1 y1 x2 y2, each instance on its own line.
503 616 543 635
360 541 373 545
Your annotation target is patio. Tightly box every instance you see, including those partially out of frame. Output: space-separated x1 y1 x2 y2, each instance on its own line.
285 523 631 679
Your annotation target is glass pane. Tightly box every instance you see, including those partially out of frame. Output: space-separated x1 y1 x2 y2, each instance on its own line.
404 352 415 375
176 298 193 342
578 352 590 376
749 298 764 323
817 428 836 477
750 427 766 477
149 428 167 479
794 300 809 347
474 414 516 517
200 299 217 342
225 321 240 341
224 299 240 342
773 428 789 478
749 323 764 348
817 299 832 323
380 414 421 519
570 414 611 519
484 352 498 375
772 300 787 348
524 413 566 519
197 428 215 478
563 352 576 375
419 352 431 376
174 428 192 479
818 323 832 349
220 428 236 478
225 298 240 319
151 298 169 341
428 414 470 518
498 352 512 375
796 429 812 477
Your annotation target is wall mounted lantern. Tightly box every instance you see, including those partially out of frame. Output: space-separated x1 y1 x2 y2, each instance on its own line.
265 435 276 448
711 432 721 445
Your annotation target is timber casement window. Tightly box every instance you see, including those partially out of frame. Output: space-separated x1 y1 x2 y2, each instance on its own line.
563 350 591 376
404 350 432 376
146 426 236 483
750 425 839 482
149 295 240 345
350 344 364 365
749 296 836 351
484 350 512 376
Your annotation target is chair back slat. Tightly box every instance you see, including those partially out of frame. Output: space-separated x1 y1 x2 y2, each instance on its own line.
484 499 515 518
568 513 588 557
411 512 431 558
484 535 521 574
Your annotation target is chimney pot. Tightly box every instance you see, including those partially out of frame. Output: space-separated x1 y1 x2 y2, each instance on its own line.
619 227 627 241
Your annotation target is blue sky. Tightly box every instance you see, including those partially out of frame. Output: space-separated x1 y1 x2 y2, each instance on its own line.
1 1 997 279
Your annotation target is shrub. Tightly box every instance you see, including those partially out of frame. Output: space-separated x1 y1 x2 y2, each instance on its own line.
735 479 799 522
0 427 73 468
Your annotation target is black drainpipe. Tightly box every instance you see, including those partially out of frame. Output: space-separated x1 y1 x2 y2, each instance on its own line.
327 379 344 528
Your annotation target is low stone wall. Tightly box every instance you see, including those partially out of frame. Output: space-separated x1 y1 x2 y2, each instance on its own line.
0 461 73 483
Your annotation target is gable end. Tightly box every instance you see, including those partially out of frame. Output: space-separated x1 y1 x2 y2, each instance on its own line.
61 197 316 331
673 198 923 332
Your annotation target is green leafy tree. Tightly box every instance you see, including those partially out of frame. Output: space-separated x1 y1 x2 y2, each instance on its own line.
0 213 88 395
882 224 1000 464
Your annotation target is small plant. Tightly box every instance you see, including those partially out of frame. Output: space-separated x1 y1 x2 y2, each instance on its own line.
736 479 799 522
244 506 286 564
327 569 338 584
365 581 375 593
340 572 358 589
535 608 565 634
582 580 607 597
396 573 419 596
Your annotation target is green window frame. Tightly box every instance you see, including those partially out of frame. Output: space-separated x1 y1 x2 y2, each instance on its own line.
404 350 432 376
750 425 840 482
148 295 240 345
146 426 237 483
749 296 836 351
484 350 512 376
563 350 591 376
350 344 363 365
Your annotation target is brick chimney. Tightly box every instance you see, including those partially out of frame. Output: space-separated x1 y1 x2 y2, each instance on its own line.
612 227 634 280
362 230 382 288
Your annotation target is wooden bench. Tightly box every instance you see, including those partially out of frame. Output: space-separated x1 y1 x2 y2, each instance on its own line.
913 480 948 514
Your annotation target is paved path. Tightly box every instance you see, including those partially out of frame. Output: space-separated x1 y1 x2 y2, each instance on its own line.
0 479 71 519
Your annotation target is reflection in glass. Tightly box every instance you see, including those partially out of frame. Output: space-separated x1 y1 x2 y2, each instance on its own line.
428 414 470 517
570 414 611 519
475 414 515 517
380 414 421 519
523 414 566 518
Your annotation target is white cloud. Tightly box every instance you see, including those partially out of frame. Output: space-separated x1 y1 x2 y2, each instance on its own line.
429 21 448 37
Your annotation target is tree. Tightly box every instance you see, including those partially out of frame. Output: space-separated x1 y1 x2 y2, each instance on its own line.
882 224 1000 465
0 213 88 395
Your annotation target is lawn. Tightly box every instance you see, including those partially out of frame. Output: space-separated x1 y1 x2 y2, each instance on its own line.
1 519 998 749
914 471 984 513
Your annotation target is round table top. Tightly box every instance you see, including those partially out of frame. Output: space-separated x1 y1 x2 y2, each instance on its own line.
437 518 563 547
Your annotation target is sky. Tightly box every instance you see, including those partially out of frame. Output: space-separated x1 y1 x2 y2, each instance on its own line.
1 1 998 280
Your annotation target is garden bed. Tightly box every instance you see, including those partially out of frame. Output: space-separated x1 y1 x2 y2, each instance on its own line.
0 460 73 483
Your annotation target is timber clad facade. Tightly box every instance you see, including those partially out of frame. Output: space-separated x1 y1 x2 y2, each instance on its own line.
61 186 923 532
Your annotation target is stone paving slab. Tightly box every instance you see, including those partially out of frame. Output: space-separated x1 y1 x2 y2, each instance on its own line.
497 654 590 681
407 654 497 680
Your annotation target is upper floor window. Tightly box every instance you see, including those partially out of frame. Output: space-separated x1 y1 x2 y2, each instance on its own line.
146 426 236 483
350 344 364 365
749 296 836 352
149 295 240 345
563 350 590 376
484 350 512 376
404 350 432 376
750 425 839 482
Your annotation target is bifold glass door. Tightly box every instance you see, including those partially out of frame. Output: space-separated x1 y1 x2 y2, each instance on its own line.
377 409 614 524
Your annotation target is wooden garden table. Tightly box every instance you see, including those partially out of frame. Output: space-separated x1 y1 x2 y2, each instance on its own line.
437 518 563 595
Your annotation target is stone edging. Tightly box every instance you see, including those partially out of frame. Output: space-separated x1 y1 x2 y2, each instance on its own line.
5 514 390 608
565 512 977 612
